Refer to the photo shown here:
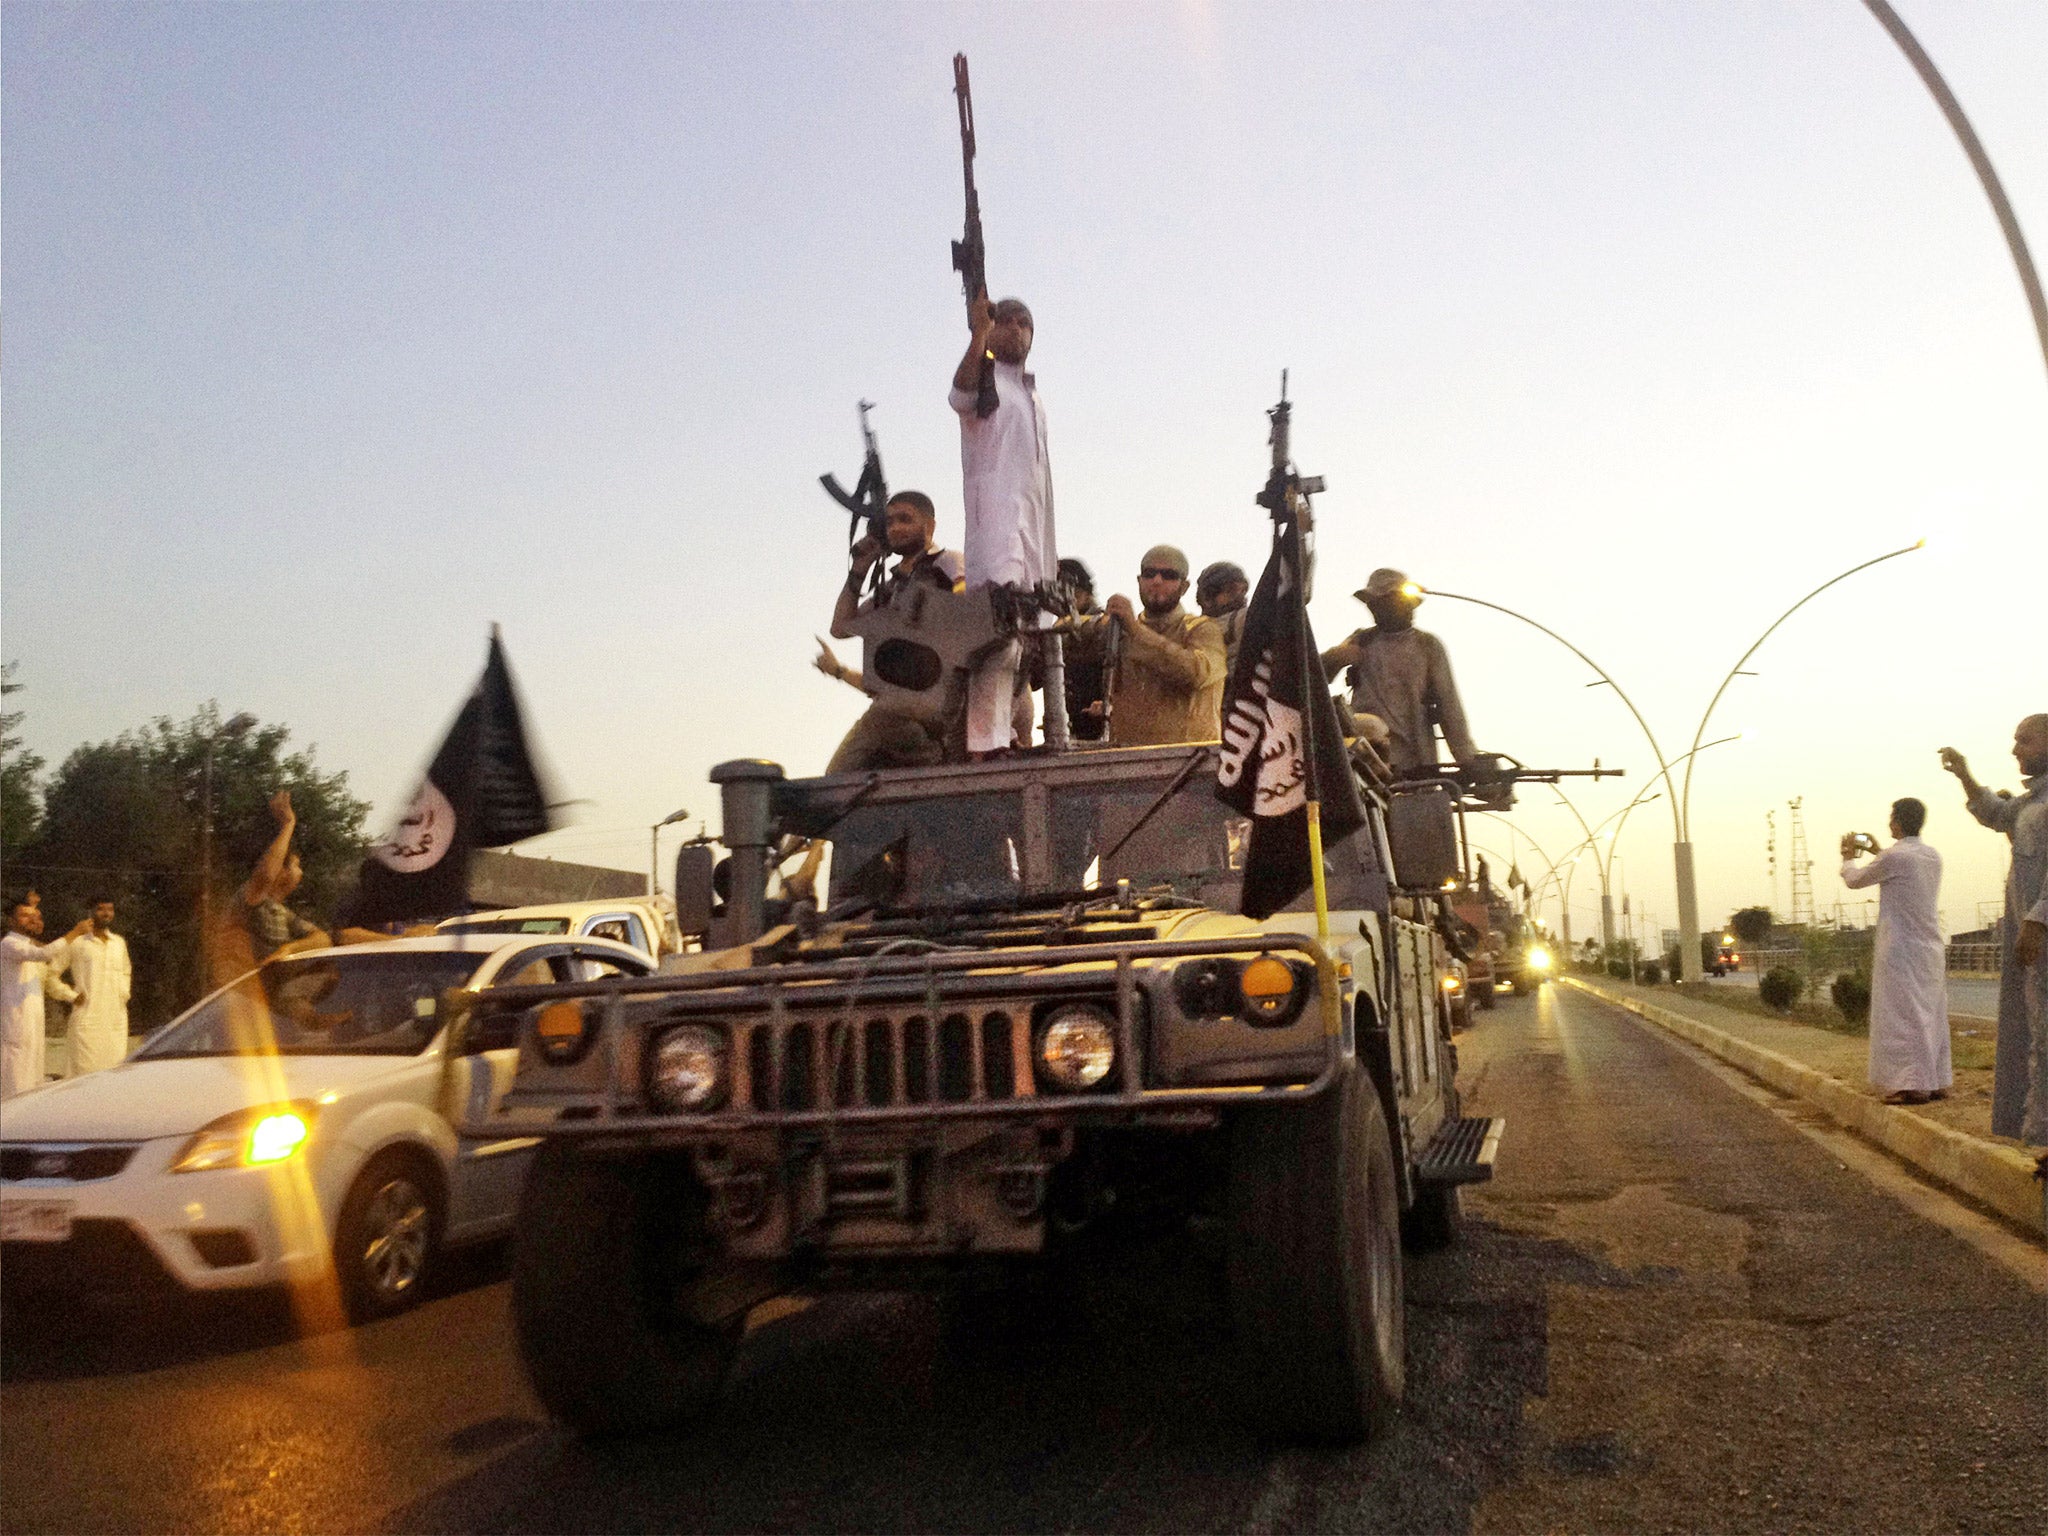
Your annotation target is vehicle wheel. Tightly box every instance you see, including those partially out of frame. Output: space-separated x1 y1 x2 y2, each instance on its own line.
512 1144 739 1438
1226 1065 1404 1444
1476 983 1498 1011
1401 1180 1461 1252
1511 975 1531 995
335 1151 442 1322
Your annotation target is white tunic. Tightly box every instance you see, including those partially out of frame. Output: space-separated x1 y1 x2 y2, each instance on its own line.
59 930 133 1076
2 932 73 1099
1842 837 1951 1094
950 360 1056 590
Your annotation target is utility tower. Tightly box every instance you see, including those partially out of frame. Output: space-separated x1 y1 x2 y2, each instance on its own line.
1786 797 1815 927
1765 809 1779 918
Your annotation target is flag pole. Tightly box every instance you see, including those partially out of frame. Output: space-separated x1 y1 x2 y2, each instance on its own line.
1264 374 1331 943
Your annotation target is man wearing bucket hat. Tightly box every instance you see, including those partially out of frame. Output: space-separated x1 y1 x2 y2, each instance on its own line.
1321 568 1481 779
1096 544 1227 747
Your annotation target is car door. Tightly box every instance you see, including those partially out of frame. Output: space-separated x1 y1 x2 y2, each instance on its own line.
441 945 649 1238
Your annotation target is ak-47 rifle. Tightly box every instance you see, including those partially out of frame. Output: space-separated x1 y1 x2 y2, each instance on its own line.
819 400 889 595
950 53 998 420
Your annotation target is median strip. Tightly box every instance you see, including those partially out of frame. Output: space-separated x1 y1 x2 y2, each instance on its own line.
1562 975 2044 1238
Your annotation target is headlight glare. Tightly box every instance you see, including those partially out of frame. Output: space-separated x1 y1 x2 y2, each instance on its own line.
1441 973 1463 993
1038 1007 1116 1091
1526 947 1552 972
171 1104 316 1173
648 1024 727 1111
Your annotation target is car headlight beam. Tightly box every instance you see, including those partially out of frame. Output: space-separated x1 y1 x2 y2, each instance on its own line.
1037 1006 1116 1091
171 1104 316 1173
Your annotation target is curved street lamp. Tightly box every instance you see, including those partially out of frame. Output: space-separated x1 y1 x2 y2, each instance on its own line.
1425 543 1915 983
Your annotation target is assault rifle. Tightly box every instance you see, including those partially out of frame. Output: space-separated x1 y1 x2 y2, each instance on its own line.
819 400 889 594
950 53 998 420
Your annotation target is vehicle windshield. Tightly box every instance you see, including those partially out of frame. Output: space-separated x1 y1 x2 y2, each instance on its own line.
137 951 490 1058
1049 779 1247 906
441 917 571 935
827 791 1027 909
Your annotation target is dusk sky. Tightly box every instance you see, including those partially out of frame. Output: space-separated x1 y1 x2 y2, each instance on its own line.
4 1 2042 942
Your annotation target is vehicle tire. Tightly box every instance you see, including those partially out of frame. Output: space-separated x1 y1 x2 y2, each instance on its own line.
1511 974 1531 996
1226 1065 1404 1444
335 1150 443 1323
1401 1180 1461 1252
1476 982 1498 1011
512 1144 739 1439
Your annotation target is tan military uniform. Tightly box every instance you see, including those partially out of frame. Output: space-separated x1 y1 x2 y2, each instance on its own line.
1108 608 1227 747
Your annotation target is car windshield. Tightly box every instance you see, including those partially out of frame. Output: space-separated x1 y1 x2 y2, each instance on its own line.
137 951 490 1058
441 917 571 935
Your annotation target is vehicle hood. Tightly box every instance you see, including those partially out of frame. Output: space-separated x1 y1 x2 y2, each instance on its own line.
0 1053 424 1142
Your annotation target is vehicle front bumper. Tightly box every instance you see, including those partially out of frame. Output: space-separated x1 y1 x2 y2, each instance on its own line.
0 1137 335 1296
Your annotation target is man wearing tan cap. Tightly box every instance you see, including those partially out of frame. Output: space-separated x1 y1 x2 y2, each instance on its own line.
1321 568 1479 778
1098 544 1227 747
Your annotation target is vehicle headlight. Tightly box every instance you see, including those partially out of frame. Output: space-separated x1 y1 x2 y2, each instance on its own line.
1037 1006 1116 1091
1239 956 1308 1025
1526 947 1552 972
171 1104 316 1173
647 1024 727 1112
1441 973 1463 994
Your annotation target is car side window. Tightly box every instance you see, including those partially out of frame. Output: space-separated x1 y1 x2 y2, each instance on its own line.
500 954 575 989
584 916 633 947
567 949 650 983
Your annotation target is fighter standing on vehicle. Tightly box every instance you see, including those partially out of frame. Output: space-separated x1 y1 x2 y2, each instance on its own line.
948 54 1061 756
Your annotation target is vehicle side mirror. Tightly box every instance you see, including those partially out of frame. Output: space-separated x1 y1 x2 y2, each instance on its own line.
1387 784 1460 891
434 987 485 1055
673 843 717 938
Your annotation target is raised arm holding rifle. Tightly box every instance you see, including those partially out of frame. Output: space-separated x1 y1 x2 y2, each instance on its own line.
946 54 1062 756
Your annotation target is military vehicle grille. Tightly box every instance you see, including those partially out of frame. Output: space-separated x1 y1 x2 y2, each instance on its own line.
725 1010 1048 1112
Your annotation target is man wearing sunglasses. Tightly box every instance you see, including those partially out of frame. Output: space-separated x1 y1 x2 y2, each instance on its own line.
1097 544 1227 747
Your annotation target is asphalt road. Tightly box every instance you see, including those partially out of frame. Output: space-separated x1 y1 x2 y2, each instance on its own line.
3 986 2041 1534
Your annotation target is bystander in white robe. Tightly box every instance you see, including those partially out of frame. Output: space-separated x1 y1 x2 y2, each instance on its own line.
1841 836 1951 1094
60 929 133 1076
1 932 74 1099
951 359 1056 753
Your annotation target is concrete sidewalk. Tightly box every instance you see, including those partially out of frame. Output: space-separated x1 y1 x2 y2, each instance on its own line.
1563 974 2044 1238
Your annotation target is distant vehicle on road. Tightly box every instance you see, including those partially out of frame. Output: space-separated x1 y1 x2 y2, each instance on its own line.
0 934 651 1320
439 897 684 963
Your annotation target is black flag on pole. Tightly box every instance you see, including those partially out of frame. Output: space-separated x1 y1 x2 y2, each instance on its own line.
1214 519 1365 920
349 630 555 925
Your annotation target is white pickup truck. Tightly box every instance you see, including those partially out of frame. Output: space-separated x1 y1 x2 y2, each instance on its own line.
438 897 684 964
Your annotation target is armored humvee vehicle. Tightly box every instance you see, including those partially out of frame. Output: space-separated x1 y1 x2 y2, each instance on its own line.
453 743 1502 1443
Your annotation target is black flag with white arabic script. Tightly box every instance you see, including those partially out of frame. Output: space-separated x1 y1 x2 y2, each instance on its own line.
1214 521 1366 920
348 631 555 925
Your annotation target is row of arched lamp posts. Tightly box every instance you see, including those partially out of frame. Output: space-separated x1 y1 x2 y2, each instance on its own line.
1424 0 2044 983
1424 544 1920 982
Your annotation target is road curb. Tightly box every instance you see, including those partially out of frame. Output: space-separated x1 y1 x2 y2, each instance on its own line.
1562 976 2044 1239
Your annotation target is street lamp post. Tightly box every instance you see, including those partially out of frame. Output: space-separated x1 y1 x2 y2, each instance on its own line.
1674 544 1924 966
649 807 692 896
1428 549 1915 985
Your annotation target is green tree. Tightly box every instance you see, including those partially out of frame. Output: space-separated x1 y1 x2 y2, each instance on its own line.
24 705 370 1026
1 662 46 865
1729 907 1774 948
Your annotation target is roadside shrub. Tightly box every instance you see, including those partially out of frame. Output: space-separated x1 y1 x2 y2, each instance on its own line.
1759 967 1802 1012
1639 960 1664 984
1606 958 1631 981
1831 971 1872 1024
